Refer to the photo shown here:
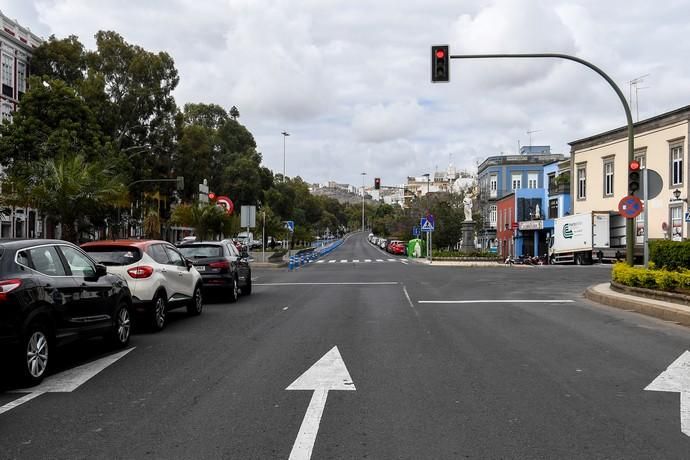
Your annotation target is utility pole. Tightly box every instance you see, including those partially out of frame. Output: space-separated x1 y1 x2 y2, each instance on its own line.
282 131 290 181
361 172 367 233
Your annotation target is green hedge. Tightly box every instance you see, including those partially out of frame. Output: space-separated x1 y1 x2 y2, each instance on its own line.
612 262 690 292
649 240 690 270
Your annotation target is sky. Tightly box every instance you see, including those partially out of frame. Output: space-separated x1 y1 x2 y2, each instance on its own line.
3 0 690 188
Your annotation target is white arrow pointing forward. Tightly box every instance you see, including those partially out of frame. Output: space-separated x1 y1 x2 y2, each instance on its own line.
645 350 690 437
286 346 356 460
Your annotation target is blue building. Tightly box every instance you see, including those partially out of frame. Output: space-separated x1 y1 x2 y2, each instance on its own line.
477 147 566 249
513 159 572 257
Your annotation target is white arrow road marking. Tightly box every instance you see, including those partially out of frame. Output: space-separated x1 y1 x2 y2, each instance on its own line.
287 346 356 460
1 348 134 415
645 350 690 437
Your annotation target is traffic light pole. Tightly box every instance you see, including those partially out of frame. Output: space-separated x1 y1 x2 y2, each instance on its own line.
449 53 635 265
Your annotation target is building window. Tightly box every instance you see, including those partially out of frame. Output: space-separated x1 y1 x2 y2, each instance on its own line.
671 206 683 241
549 198 558 219
527 172 538 189
16 61 26 94
603 159 614 196
511 173 521 190
1 103 12 123
577 164 586 199
671 144 683 186
1 54 13 95
489 205 497 229
634 151 646 169
490 175 497 198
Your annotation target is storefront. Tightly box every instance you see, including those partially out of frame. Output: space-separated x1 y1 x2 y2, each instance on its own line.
516 219 554 257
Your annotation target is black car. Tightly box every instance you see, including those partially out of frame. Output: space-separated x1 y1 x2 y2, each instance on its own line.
177 240 251 301
0 239 133 386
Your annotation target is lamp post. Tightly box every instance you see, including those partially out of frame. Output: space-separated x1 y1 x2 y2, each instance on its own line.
422 173 431 261
281 131 290 181
361 172 367 233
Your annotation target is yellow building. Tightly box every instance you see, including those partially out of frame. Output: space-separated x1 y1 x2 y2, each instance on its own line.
570 105 689 242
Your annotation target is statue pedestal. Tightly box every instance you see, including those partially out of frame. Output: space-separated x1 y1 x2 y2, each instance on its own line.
460 221 476 254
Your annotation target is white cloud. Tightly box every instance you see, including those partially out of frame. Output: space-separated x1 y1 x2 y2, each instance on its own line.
351 100 423 143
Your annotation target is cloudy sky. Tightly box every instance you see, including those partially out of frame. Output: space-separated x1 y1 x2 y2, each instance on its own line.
4 0 690 187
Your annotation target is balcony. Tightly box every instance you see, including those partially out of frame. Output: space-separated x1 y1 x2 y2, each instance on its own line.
548 182 570 195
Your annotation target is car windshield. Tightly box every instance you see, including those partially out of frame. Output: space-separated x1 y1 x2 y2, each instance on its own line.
178 245 223 258
82 246 142 266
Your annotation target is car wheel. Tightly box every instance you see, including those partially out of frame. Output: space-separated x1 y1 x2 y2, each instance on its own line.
187 284 203 316
229 277 239 303
240 274 252 296
21 323 50 386
574 254 582 265
150 294 167 332
108 302 131 347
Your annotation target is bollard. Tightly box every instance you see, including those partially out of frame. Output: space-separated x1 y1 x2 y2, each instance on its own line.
289 256 294 271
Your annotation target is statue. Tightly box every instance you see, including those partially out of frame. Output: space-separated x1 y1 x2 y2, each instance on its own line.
463 192 473 222
534 203 541 220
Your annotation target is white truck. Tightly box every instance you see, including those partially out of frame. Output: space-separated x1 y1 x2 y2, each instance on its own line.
549 211 631 264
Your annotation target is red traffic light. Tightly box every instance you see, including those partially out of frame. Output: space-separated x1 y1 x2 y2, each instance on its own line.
629 160 641 171
208 192 216 200
435 49 445 59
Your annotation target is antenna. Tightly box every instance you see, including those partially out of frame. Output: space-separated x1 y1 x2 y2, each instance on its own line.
629 74 650 122
526 129 541 148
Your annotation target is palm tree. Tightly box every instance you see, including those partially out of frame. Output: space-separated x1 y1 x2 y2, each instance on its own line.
229 105 240 120
29 155 127 242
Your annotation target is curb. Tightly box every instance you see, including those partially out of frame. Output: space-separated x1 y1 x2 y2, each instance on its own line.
584 283 690 327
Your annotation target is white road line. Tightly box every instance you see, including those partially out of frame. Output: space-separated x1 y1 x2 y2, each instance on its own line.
353 259 360 263
376 259 384 262
402 284 414 310
388 259 396 262
418 299 575 304
328 260 336 264
255 282 400 286
340 260 348 263
0 391 44 416
365 259 372 263
315 260 324 264
400 260 409 265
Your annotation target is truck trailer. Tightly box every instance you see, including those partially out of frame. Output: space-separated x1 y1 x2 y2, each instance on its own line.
548 211 635 264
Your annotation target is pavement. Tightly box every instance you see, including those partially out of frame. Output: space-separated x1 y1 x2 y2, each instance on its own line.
586 282 690 326
1 232 689 459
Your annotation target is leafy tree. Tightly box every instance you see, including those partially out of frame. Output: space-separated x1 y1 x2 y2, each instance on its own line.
183 103 228 130
30 35 87 85
27 155 127 242
171 203 232 241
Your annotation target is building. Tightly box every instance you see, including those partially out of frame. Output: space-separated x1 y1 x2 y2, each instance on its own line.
570 104 690 242
477 147 566 249
0 10 42 239
406 164 474 198
496 193 515 259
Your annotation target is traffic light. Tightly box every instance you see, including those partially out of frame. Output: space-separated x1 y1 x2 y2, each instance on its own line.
628 160 641 195
431 45 449 82
374 177 381 190
208 192 216 200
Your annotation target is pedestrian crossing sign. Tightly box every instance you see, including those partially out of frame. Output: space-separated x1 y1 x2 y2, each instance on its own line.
685 212 690 223
421 218 434 232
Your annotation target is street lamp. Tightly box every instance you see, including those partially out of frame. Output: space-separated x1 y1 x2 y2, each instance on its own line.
361 172 367 233
281 131 290 181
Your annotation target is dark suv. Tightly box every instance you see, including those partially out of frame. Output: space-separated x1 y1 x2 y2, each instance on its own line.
177 240 251 301
0 240 133 386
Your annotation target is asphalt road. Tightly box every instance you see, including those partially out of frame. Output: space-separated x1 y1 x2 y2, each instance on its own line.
1 232 689 459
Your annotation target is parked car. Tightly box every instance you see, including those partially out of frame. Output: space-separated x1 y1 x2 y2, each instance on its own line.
387 240 407 255
81 240 203 331
0 239 133 385
177 240 251 300
378 238 388 250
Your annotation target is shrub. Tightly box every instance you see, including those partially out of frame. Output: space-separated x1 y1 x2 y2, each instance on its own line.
649 240 690 271
612 262 690 292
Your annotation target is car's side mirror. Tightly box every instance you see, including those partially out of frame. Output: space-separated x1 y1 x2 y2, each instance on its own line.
240 248 249 259
185 258 194 270
95 264 108 278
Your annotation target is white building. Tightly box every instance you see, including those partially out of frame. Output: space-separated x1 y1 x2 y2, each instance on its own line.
0 11 43 239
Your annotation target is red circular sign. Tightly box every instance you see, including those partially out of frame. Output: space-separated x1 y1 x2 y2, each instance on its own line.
215 196 234 215
618 195 643 219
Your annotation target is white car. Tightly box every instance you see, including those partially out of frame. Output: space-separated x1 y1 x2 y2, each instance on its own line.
82 239 203 331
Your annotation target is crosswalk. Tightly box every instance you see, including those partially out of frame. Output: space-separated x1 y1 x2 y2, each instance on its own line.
316 258 404 264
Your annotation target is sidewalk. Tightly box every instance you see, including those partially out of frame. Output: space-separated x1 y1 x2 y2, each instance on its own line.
585 283 690 327
411 258 530 267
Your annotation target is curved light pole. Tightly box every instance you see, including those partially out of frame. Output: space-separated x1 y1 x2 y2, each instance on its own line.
281 131 290 181
448 52 635 265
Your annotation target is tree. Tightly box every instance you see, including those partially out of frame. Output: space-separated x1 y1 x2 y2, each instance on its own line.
171 203 233 241
229 106 240 120
27 155 127 242
30 35 87 86
183 103 228 130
